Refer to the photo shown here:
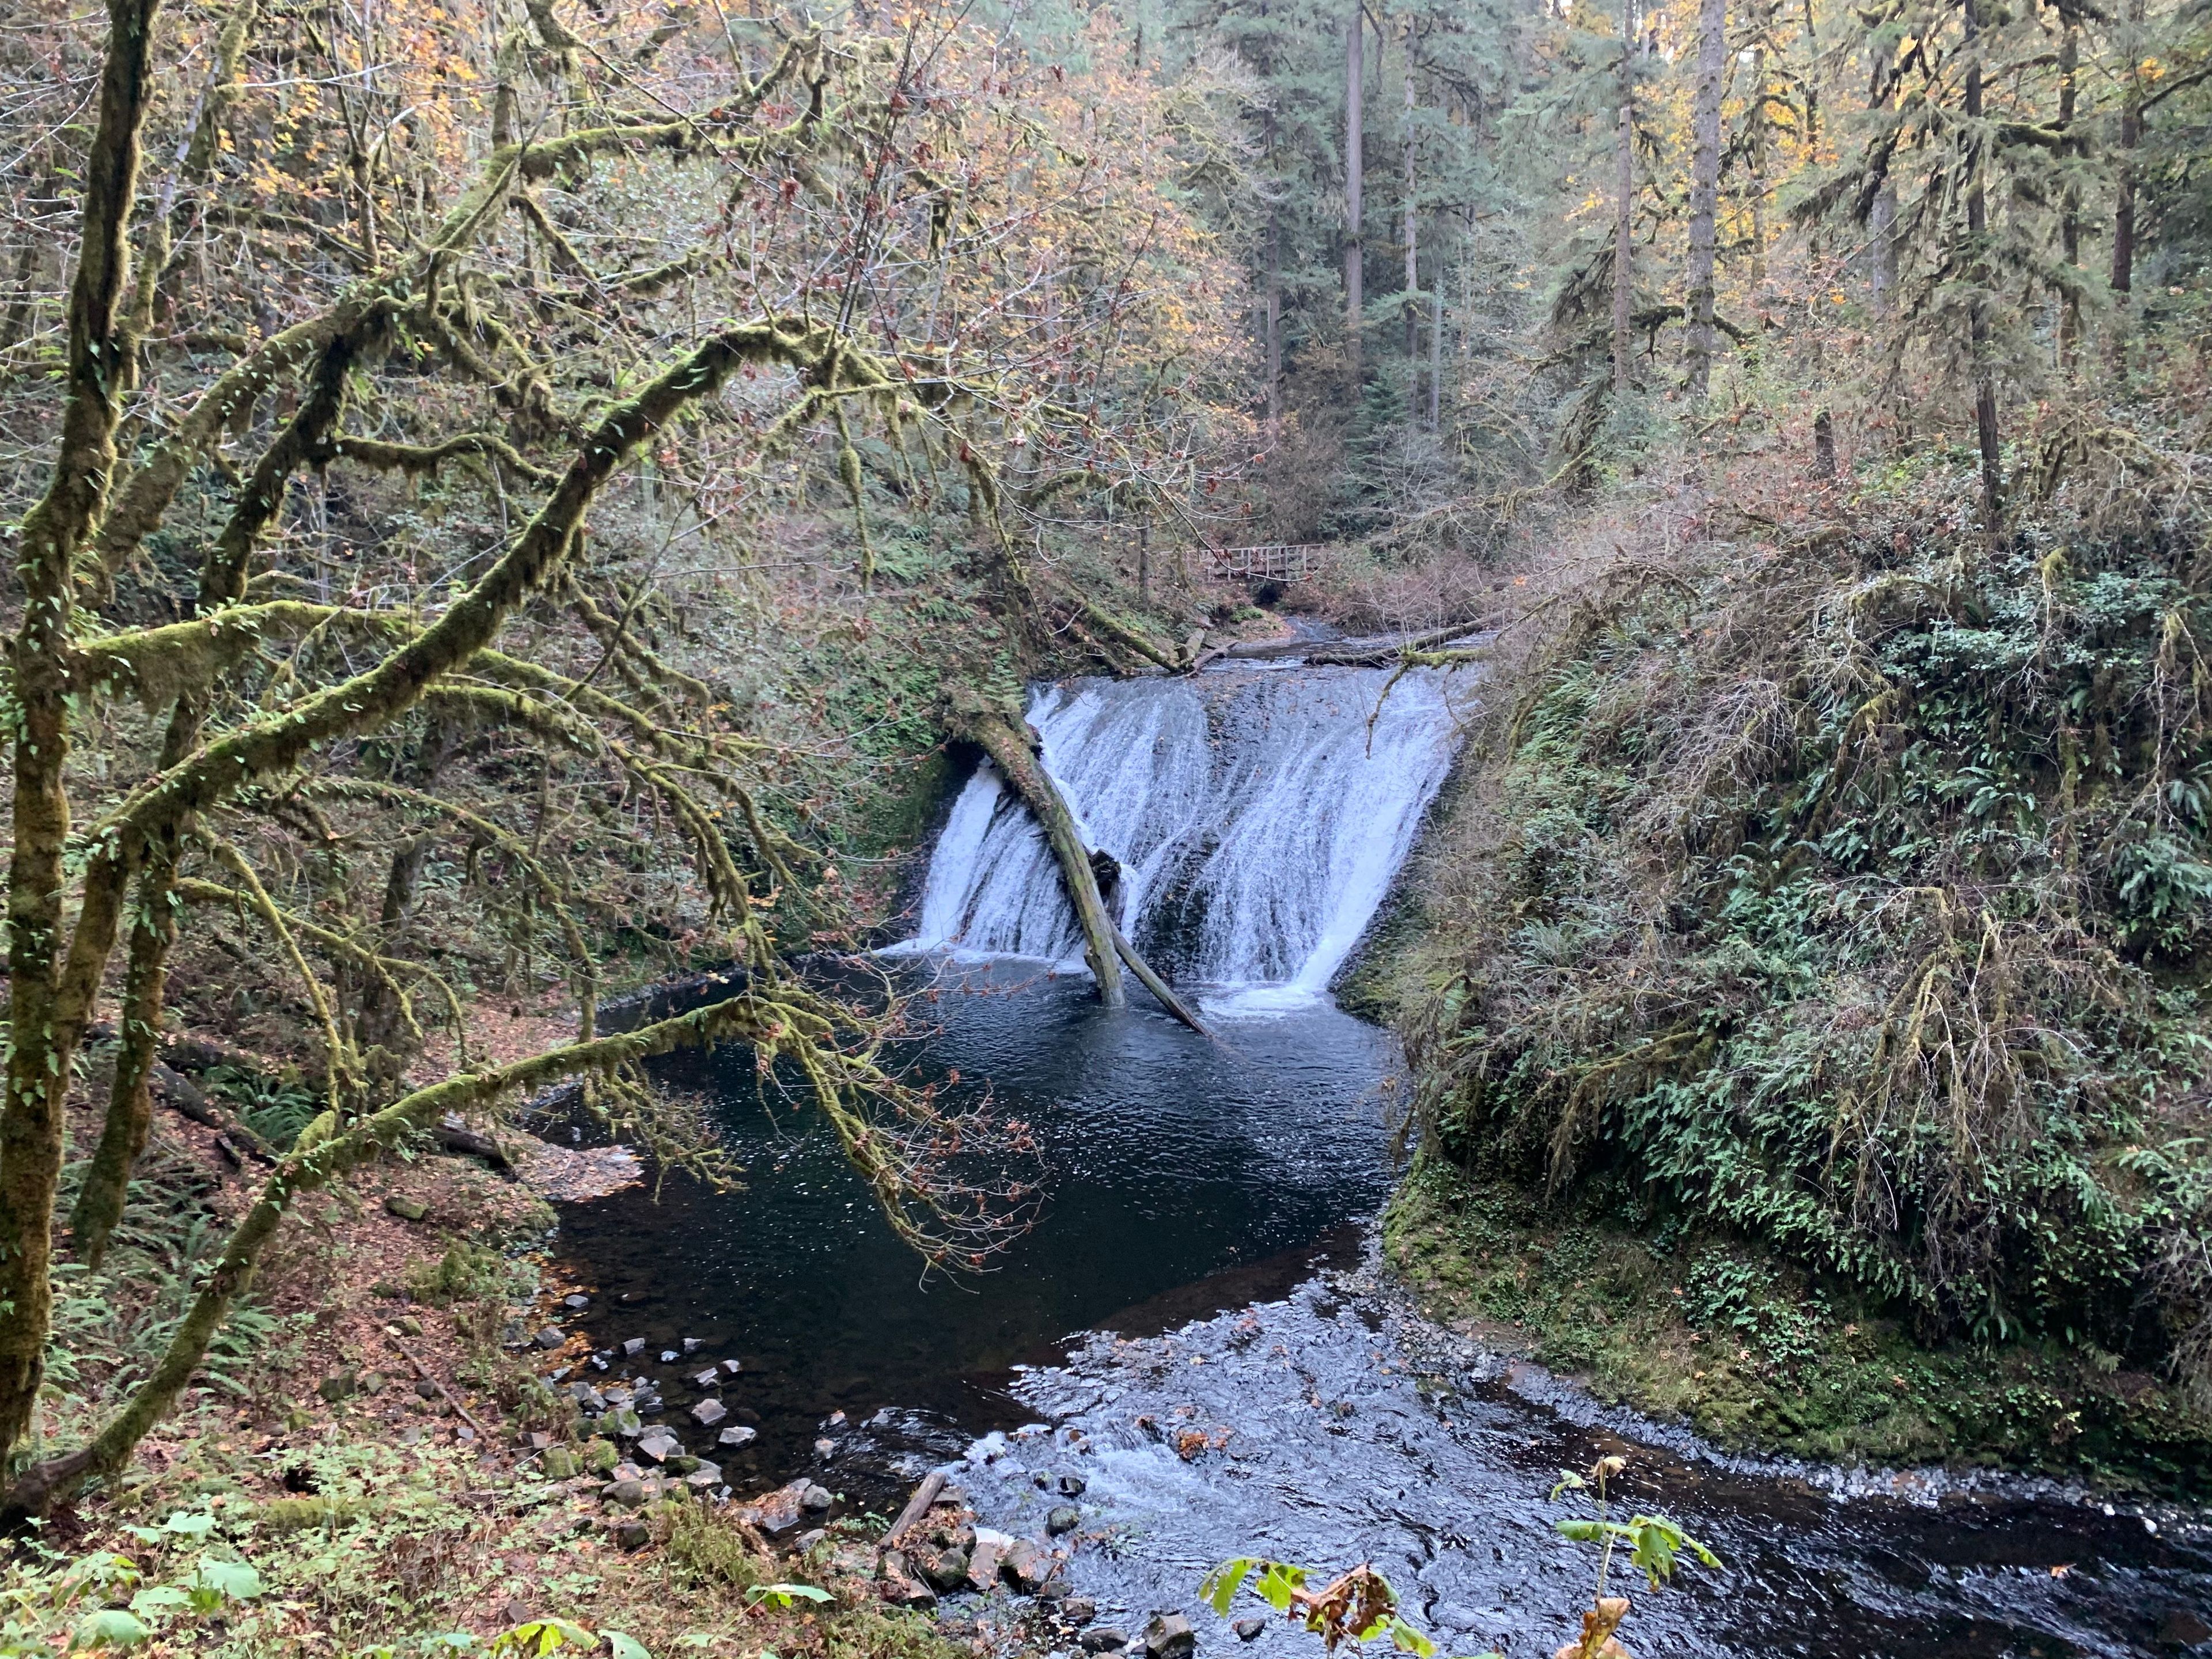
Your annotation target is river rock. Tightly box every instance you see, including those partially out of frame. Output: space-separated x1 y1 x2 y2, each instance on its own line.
1141 1613 1195 1659
721 1358 743 1376
879 1551 937 1609
683 1338 704 1353
317 1369 358 1403
384 1194 428 1221
1002 1539 1058 1594
718 1425 757 1448
638 1433 680 1463
660 1349 679 1363
917 1547 971 1593
1046 1505 1082 1536
537 1446 575 1479
1234 1619 1266 1642
800 1481 834 1515
967 1528 1013 1590
1058 1474 1088 1497
563 1293 590 1310
1061 1598 1098 1626
743 1478 822 1537
603 1479 648 1509
613 1518 650 1551
813 1437 835 1457
684 1460 723 1488
534 1327 566 1350
621 1338 645 1357
584 1438 620 1474
692 1368 720 1389
692 1398 728 1427
1081 1631 1129 1653
608 1409 643 1438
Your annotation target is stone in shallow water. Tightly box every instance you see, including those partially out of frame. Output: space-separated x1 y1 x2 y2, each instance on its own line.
683 1338 704 1353
718 1425 757 1448
1079 1632 1127 1654
1046 1505 1082 1536
1234 1619 1266 1643
721 1358 743 1376
1140 1614 1194 1659
563 1293 590 1310
621 1338 645 1357
659 1350 679 1363
692 1369 720 1389
692 1398 728 1427
685 1461 723 1488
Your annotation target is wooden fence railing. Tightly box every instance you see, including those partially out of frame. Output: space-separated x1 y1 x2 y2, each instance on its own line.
1205 543 1332 583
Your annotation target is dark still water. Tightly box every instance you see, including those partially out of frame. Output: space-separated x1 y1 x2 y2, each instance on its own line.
551 959 1397 1495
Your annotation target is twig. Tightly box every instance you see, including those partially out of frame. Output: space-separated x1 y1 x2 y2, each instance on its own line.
386 1330 494 1442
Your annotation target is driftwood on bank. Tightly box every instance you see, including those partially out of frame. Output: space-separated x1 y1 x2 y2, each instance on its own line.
943 688 1213 1037
1190 615 1491 672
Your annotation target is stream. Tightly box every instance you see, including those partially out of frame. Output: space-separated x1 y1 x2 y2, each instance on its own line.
552 657 2212 1659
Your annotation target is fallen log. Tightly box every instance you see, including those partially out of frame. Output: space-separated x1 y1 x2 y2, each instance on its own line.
1110 925 1212 1039
1198 615 1493 669
945 688 1125 1006
883 1469 948 1546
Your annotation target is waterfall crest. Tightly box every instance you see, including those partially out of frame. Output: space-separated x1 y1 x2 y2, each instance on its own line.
905 662 1463 1010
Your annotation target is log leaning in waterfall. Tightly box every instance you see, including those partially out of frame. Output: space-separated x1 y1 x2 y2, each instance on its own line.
943 689 1211 1037
945 688 1125 1006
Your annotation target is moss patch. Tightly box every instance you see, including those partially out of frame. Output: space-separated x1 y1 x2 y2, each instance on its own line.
1384 1159 2212 1495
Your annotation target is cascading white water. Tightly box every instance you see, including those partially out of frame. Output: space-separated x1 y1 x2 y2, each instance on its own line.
903 661 1464 1012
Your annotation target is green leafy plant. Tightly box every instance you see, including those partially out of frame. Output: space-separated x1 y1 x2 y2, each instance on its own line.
1202 1558 1481 1658
745 1582 835 1611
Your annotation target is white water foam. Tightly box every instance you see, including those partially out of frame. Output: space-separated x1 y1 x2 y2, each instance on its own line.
900 662 1464 1013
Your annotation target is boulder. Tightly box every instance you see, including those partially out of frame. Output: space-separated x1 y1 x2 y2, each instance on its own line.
603 1479 648 1509
798 1482 834 1515
1046 1505 1082 1536
608 1409 644 1439
540 1447 579 1480
316 1370 358 1403
622 1338 646 1357
563 1293 590 1310
917 1547 971 1592
685 1461 723 1488
745 1480 813 1537
717 1425 757 1448
638 1434 680 1463
1058 1474 1088 1497
683 1338 704 1353
1081 1632 1130 1654
659 1350 679 1363
879 1552 937 1609
583 1439 620 1474
1062 1599 1099 1627
613 1518 650 1551
1234 1619 1266 1643
384 1194 428 1222
721 1358 744 1376
1141 1614 1195 1659
692 1399 728 1427
967 1528 1013 1591
1002 1539 1057 1594
692 1369 720 1389
533 1327 567 1350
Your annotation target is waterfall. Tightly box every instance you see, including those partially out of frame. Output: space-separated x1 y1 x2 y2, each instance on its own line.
903 662 1464 1011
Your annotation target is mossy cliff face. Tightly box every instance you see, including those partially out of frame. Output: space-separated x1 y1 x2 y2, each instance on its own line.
1380 457 2212 1490
1384 1161 2212 1493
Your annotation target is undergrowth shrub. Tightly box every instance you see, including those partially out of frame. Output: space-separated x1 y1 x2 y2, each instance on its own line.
1406 446 2212 1388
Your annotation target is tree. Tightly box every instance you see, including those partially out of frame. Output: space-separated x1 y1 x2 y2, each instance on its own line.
0 0 1244 1513
1684 0 1728 399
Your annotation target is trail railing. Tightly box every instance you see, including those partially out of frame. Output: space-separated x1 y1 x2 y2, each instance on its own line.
1205 543 1331 584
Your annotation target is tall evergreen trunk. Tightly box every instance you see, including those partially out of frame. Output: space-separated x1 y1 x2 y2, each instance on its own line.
1429 279 1444 430
1611 0 1635 393
1747 43 1768 284
1684 0 1726 400
1344 0 1363 388
1869 47 1898 309
1403 61 1419 362
1964 0 2002 525
1612 104 1634 392
2059 24 2081 372
1264 112 1282 436
2111 0 2147 344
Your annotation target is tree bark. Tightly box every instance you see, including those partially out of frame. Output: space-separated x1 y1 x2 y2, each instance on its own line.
0 0 164 1470
1612 104 1634 393
946 691 1125 1006
2111 0 2147 327
1964 0 2002 525
2058 24 2081 372
1344 0 1364 388
1403 57 1419 362
1869 47 1898 310
1684 0 1726 399
1264 112 1282 437
1428 279 1444 430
